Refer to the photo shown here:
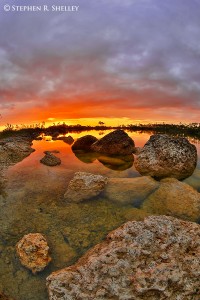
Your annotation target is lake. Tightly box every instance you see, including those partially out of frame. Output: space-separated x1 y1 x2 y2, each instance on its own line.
0 130 200 300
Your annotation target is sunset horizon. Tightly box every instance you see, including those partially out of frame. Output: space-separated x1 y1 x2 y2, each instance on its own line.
1 116 199 132
1 0 200 128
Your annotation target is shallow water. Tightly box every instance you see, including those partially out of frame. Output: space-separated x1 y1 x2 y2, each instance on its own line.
0 130 200 300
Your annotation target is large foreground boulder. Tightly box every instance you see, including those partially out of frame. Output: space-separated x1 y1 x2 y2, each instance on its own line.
47 215 200 300
134 134 197 180
142 178 200 221
72 135 98 151
16 233 51 274
64 172 108 202
91 130 135 155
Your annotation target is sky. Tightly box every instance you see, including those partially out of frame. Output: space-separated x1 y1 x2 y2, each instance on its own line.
0 0 200 128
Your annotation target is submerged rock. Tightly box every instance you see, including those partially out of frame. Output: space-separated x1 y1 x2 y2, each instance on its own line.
134 134 197 180
47 215 200 300
91 130 135 155
64 172 108 203
73 151 134 170
104 176 159 205
40 153 61 166
142 178 200 221
0 136 35 167
98 154 134 171
73 150 98 164
72 135 98 151
16 233 51 274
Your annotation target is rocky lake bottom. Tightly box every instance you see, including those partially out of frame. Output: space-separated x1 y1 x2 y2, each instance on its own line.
0 130 200 300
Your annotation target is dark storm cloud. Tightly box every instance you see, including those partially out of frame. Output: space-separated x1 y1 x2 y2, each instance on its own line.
0 0 200 120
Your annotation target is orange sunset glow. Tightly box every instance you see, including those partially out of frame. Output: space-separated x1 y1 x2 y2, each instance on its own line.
1 1 200 129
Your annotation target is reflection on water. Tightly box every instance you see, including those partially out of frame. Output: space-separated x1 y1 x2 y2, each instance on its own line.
0 130 200 300
73 150 134 171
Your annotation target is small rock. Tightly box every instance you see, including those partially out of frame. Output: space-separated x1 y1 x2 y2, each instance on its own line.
134 134 197 179
64 172 108 203
91 130 135 155
72 135 98 151
40 153 61 166
16 233 51 274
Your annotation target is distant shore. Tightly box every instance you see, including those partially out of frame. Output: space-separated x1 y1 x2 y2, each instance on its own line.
1 122 200 141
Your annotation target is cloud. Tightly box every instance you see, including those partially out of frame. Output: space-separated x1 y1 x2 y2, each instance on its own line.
0 0 200 123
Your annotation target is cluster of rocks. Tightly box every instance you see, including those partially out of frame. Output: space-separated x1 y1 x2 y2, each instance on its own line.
63 171 200 222
0 130 197 178
72 130 135 155
14 216 200 300
71 130 136 171
71 131 197 178
47 215 200 300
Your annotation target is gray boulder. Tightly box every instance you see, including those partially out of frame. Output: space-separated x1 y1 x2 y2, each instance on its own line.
91 130 135 155
47 215 200 300
64 172 108 202
134 134 197 179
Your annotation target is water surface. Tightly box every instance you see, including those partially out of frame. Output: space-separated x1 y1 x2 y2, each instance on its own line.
0 130 200 300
